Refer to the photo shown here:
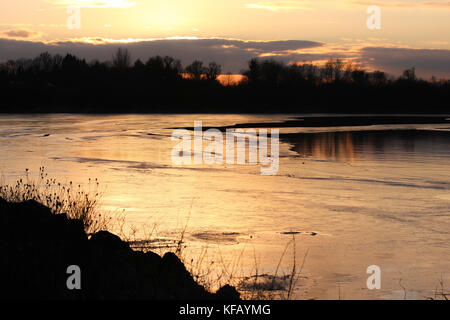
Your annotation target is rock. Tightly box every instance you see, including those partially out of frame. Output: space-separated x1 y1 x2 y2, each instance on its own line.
90 231 131 252
216 285 241 300
0 199 88 299
159 252 211 299
0 198 238 300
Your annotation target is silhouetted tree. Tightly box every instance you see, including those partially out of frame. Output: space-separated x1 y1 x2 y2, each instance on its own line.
61 54 88 74
146 55 165 76
52 54 63 70
260 59 285 85
351 68 369 86
33 52 53 72
402 67 416 81
143 55 182 80
134 59 144 69
332 59 344 82
205 62 222 81
186 60 205 80
112 48 131 69
323 59 334 82
372 70 387 86
163 56 182 80
322 59 344 82
302 63 319 83
223 72 234 86
1 51 448 114
243 58 261 83
285 64 305 83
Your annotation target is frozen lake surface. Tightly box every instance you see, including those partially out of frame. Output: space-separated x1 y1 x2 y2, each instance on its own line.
0 114 449 299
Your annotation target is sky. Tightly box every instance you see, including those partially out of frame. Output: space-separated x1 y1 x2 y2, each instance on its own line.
0 0 449 78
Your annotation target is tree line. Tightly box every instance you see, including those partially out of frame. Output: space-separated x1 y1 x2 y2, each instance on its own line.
0 48 448 113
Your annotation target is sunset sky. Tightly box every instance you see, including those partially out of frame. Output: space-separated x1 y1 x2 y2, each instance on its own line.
1 0 449 77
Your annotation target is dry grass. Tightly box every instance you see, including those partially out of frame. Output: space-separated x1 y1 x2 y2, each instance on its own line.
175 198 195 256
435 281 449 300
0 167 119 234
1 169 310 300
427 276 449 300
179 232 308 300
144 199 309 299
236 236 308 300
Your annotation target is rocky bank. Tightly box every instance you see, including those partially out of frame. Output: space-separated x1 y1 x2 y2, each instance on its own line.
0 198 239 300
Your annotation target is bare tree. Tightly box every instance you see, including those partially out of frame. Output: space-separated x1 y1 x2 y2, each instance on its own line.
112 48 131 69
323 59 334 82
332 59 344 82
163 56 183 77
205 62 222 81
372 70 387 86
185 60 205 80
224 72 233 86
33 52 53 72
244 58 261 83
402 67 416 81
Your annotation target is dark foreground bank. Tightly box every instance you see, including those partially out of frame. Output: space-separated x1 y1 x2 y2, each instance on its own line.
0 198 239 300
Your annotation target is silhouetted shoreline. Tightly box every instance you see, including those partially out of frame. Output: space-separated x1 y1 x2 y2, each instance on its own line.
1 51 448 114
172 115 450 132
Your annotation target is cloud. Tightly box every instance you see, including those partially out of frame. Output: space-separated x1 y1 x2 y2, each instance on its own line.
246 0 450 11
361 47 450 78
353 1 450 9
46 0 137 8
0 37 449 78
0 29 42 39
0 37 322 73
246 1 312 11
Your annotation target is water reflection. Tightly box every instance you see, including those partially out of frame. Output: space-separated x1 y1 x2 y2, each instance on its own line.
283 130 450 161
1 115 450 299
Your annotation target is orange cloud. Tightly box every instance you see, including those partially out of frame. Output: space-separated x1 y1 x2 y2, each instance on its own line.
0 29 42 39
1 36 449 78
246 1 313 11
353 1 450 9
246 0 450 11
46 0 137 8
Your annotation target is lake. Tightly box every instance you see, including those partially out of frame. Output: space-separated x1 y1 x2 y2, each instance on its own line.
0 114 449 299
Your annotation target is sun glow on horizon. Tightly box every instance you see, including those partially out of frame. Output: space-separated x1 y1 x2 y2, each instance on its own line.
47 0 137 8
0 0 449 77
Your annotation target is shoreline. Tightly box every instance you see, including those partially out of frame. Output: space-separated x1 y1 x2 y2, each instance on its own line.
171 115 450 131
0 198 240 300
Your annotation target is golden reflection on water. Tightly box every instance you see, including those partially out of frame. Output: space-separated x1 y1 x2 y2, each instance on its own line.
285 129 450 162
1 114 450 300
291 131 357 162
